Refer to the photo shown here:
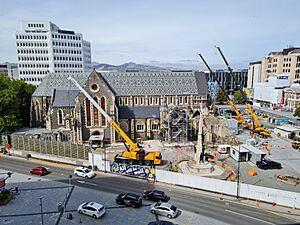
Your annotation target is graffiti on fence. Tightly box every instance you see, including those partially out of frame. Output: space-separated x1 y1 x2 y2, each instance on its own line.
110 162 155 180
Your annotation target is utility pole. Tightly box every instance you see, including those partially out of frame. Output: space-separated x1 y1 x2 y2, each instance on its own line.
39 196 44 225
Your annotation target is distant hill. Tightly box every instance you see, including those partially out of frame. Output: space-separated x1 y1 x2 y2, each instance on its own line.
92 62 167 71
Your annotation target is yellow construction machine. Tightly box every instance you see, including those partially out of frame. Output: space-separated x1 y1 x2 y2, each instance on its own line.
214 46 271 138
67 77 162 166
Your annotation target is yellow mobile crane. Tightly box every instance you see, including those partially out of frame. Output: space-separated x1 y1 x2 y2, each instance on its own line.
198 53 248 128
214 46 271 138
67 76 162 166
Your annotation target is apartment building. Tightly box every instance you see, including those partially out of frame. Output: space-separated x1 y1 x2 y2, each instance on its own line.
0 62 19 79
247 61 261 89
16 21 92 86
260 47 300 84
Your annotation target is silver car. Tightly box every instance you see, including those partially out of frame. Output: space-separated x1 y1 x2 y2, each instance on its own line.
150 202 178 218
77 202 105 219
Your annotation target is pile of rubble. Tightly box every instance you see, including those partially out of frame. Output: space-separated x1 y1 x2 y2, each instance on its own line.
275 174 300 186
203 115 239 146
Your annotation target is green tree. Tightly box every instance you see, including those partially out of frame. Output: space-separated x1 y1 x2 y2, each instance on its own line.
294 107 300 117
233 91 246 104
0 73 35 133
216 90 227 105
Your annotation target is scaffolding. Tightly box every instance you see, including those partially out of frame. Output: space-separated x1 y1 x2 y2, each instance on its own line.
167 106 189 143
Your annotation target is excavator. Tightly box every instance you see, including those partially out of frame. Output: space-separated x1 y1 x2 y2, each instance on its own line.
67 76 162 166
214 46 271 138
198 53 249 128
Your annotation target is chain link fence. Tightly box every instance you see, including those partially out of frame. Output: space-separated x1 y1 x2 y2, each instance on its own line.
10 134 90 160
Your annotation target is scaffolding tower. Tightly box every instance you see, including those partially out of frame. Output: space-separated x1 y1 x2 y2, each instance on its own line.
167 106 189 143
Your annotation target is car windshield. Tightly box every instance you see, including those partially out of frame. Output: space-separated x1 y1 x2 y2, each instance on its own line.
84 169 91 173
170 205 177 211
98 206 104 212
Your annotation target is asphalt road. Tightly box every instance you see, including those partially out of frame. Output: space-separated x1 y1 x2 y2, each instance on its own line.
0 156 298 225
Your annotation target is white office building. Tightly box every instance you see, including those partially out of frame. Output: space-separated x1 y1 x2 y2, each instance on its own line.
253 74 290 107
16 21 92 86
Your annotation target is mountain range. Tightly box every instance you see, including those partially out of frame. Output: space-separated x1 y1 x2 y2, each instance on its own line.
92 62 168 71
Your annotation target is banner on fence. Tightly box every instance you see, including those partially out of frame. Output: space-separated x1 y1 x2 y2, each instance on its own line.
110 162 155 180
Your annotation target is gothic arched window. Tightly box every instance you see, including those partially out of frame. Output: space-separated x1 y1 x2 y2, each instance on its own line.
101 97 106 126
93 97 99 126
86 98 91 126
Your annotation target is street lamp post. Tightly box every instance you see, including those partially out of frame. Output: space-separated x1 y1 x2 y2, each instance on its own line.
68 175 72 193
236 145 240 199
104 145 107 173
39 196 44 225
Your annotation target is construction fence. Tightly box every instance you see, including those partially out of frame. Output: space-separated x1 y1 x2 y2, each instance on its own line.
9 134 90 160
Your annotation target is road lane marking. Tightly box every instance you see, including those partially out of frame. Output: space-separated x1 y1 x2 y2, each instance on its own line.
76 180 97 186
225 209 275 225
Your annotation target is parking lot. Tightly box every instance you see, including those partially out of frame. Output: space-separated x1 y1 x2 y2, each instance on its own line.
0 169 226 225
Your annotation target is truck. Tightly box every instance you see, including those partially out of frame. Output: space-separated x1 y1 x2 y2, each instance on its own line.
67 76 162 166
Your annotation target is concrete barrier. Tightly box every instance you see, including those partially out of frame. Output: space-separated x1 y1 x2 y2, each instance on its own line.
156 169 300 209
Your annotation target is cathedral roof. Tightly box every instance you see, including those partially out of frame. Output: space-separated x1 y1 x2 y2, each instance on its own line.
32 70 208 97
118 106 160 119
32 73 88 97
99 71 207 96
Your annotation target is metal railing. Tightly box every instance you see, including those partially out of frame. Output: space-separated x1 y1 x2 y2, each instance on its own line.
8 134 89 160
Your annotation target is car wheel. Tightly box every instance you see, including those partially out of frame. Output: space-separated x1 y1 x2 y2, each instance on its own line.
93 214 97 219
116 200 121 205
131 203 136 208
145 196 148 200
85 175 88 178
78 210 82 214
151 210 156 214
167 214 172 219
74 173 78 176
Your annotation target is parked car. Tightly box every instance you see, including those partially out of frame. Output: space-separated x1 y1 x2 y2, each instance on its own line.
116 193 142 207
256 159 282 170
30 166 49 176
74 167 96 178
143 190 169 202
148 221 175 225
77 202 105 219
150 202 178 219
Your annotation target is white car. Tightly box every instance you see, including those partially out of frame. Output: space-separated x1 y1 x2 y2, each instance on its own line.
74 167 96 178
77 202 105 219
150 202 178 219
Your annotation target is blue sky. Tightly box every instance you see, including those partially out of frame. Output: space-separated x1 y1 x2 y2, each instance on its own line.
0 0 299 68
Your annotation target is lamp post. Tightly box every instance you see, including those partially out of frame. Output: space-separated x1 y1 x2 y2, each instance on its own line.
39 196 44 225
104 145 107 173
236 144 240 199
68 175 72 193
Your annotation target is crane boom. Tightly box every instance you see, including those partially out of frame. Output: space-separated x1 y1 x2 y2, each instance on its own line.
67 76 162 165
214 46 270 136
215 45 263 124
198 54 247 126
67 76 139 152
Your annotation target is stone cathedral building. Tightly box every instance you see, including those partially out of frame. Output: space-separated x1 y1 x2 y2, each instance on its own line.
30 70 208 145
